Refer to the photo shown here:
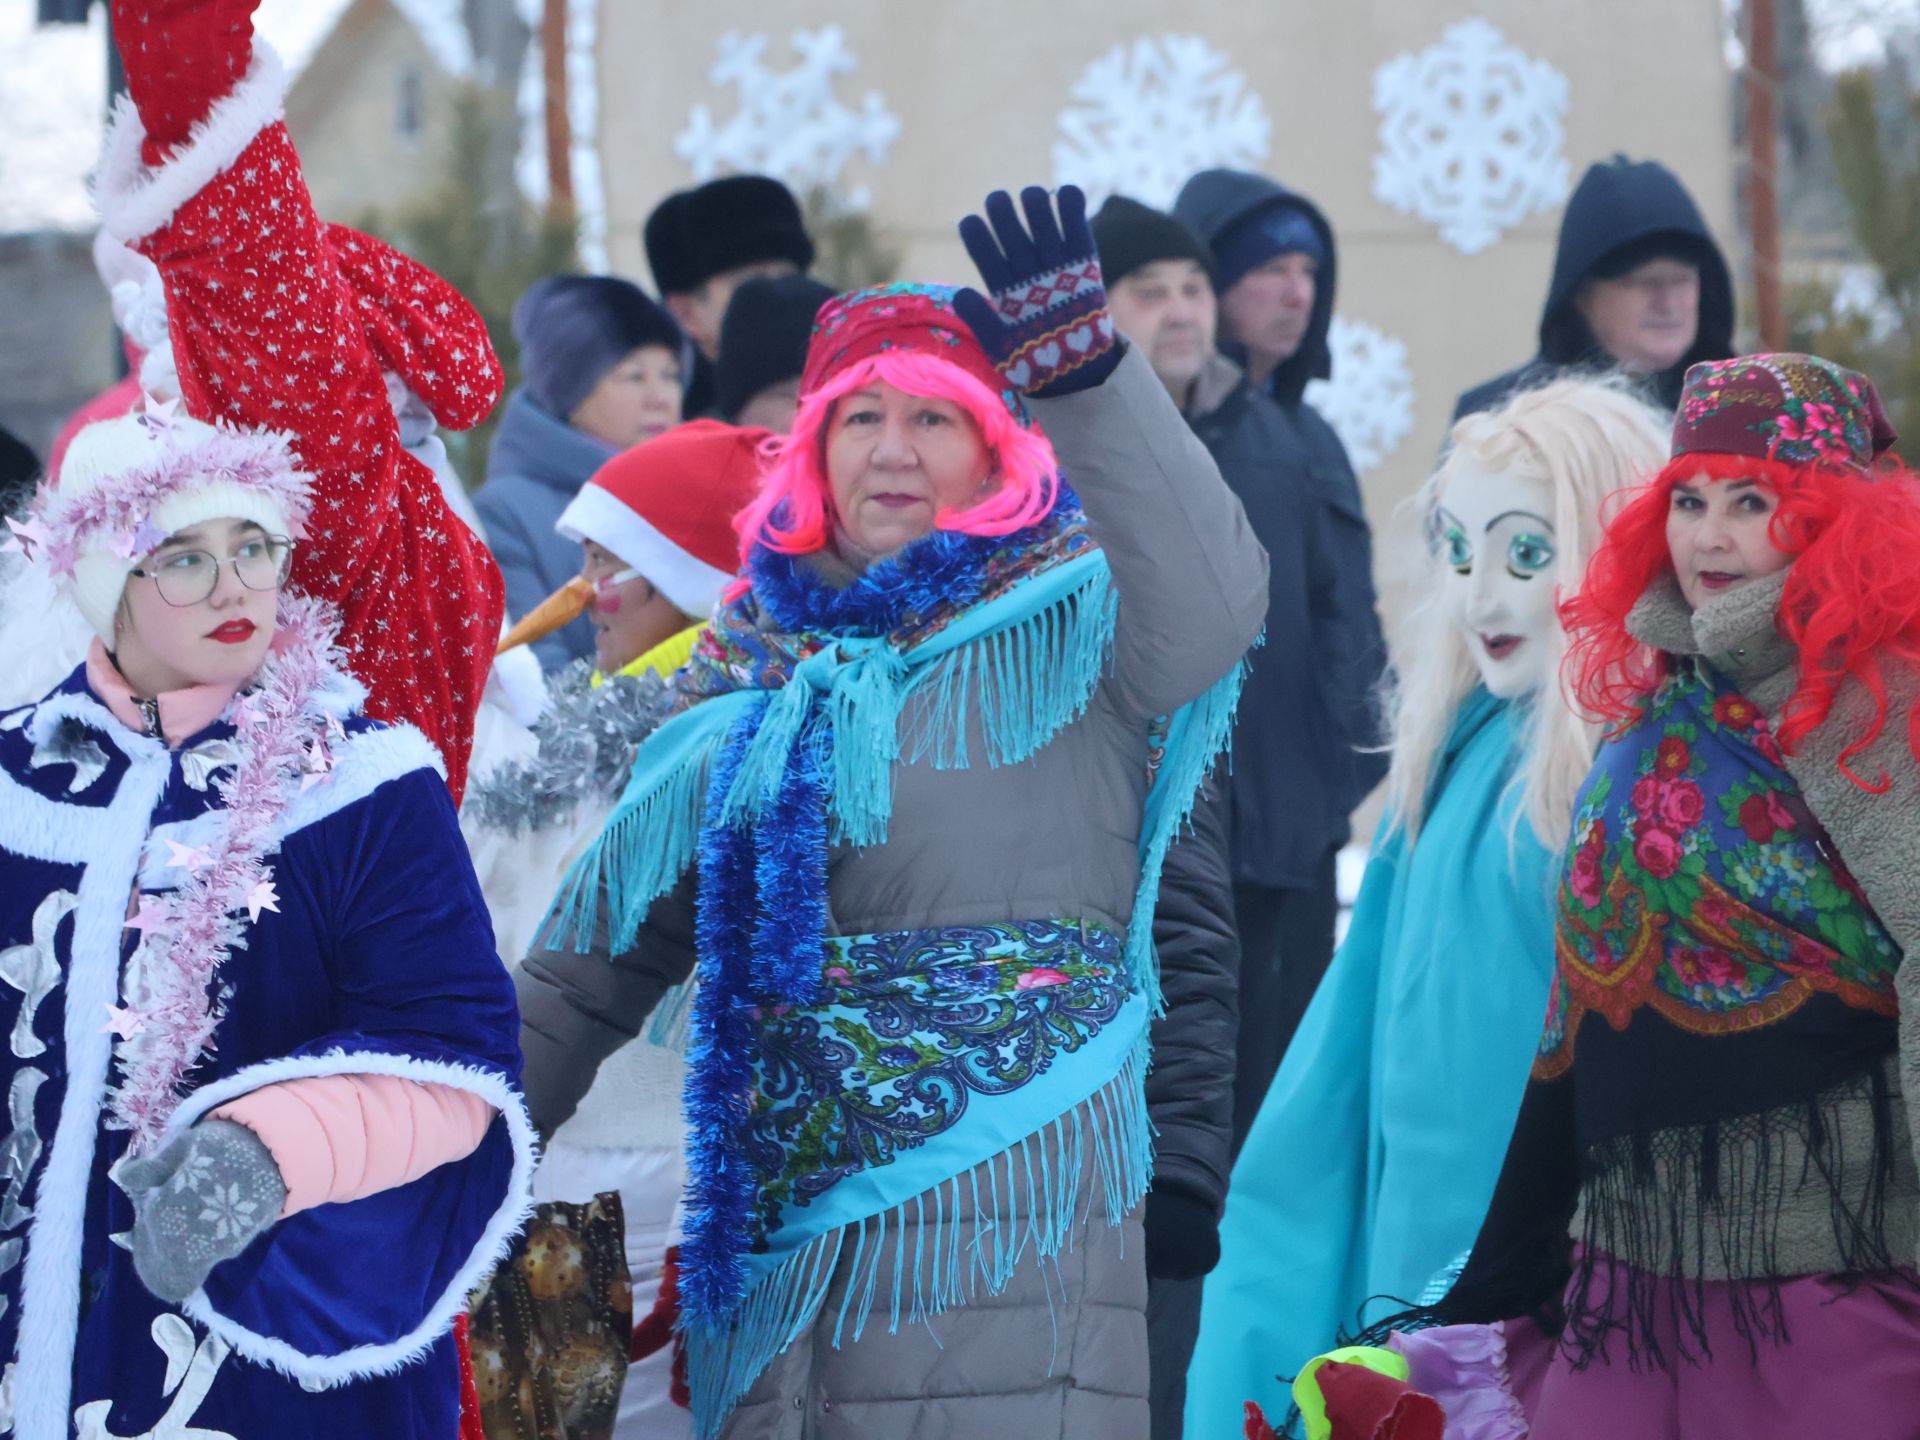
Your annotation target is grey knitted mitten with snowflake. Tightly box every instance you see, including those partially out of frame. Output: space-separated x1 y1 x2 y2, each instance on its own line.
122 1118 287 1303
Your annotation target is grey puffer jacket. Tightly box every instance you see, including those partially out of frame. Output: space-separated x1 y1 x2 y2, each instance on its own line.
518 343 1270 1130
1604 571 1920 1277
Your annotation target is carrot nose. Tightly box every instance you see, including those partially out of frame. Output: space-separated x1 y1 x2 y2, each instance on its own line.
496 576 594 654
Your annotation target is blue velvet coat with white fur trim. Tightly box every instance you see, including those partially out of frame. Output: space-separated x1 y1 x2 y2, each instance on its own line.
0 666 533 1440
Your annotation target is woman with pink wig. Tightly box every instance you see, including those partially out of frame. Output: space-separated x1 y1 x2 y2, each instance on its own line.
516 186 1268 1438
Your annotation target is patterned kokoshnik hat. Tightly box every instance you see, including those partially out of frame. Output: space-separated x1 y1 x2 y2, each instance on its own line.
799 282 1033 427
1670 352 1898 475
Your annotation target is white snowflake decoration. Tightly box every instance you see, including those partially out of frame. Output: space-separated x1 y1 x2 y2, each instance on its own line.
1305 317 1417 476
675 28 900 208
1372 19 1570 255
1052 35 1270 210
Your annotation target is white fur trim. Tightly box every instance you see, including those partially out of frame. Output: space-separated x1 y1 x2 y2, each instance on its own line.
165 1050 537 1387
26 691 164 765
137 338 181 401
485 648 548 730
276 723 446 835
553 486 732 620
0 763 118 867
135 723 444 888
94 44 289 245
13 753 174 1440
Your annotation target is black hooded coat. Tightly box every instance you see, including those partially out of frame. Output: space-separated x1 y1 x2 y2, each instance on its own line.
1172 169 1389 887
1452 157 1735 421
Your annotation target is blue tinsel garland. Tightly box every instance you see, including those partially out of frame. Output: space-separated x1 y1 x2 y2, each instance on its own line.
681 484 1098 1326
746 481 1079 637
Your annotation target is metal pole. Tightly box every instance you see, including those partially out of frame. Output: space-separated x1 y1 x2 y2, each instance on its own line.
1746 0 1786 350
541 0 573 209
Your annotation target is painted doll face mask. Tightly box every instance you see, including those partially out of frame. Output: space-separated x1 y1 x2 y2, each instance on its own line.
1432 462 1558 699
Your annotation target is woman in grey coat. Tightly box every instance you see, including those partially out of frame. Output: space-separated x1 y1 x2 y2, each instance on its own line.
516 186 1267 1439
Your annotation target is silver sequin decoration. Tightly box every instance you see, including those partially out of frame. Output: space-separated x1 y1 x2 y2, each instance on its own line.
465 659 676 836
179 737 242 792
30 720 108 794
0 1067 46 1230
0 890 74 1060
0 1237 20 1323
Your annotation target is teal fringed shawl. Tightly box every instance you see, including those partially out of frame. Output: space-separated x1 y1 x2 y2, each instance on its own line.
545 543 1243 1004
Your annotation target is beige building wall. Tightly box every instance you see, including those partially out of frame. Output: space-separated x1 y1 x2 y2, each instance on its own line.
594 2 1733 616
593 3 1734 605
284 0 462 227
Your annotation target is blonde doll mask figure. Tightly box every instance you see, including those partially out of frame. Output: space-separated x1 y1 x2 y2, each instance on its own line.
1432 461 1559 700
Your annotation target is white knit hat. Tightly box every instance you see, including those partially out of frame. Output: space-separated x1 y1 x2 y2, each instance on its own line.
41 407 312 639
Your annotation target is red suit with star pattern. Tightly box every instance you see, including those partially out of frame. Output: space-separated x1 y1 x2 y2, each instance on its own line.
100 0 504 798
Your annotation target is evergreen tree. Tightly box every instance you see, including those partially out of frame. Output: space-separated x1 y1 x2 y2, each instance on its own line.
358 86 578 486
1790 63 1920 432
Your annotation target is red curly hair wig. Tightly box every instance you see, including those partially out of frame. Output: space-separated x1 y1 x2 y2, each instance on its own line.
1560 449 1920 790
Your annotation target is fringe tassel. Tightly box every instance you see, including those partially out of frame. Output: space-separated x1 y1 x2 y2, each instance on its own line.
1564 1064 1905 1370
1123 650 1252 1007
646 978 696 1049
825 644 907 850
683 1033 1155 1440
544 562 1150 960
971 570 1119 769
539 721 726 955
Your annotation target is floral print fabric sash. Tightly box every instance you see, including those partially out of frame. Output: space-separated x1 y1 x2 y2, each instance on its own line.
1541 659 1899 1142
746 919 1141 1252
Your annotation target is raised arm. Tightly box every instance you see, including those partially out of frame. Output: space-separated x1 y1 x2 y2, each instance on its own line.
953 186 1268 718
100 0 504 795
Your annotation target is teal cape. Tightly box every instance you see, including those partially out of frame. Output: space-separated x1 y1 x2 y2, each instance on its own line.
1184 689 1556 1434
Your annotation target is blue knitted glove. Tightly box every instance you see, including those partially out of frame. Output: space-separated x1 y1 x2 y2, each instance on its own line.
953 185 1121 397
121 1118 286 1303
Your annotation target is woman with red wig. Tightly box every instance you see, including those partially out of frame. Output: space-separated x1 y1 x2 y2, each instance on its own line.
515 187 1268 1438
1326 353 1920 1439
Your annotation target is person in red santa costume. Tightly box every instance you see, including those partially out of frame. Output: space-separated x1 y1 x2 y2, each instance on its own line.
94 0 505 799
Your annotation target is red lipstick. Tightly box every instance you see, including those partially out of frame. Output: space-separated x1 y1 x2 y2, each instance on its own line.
1480 633 1523 661
208 620 256 644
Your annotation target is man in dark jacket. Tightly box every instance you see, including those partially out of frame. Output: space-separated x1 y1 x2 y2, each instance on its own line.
1095 190 1348 1439
713 273 836 432
644 175 817 418
1453 155 1734 420
1170 170 1389 1152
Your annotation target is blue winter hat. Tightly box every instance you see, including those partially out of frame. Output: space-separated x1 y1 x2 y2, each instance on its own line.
512 274 684 421
1210 201 1327 294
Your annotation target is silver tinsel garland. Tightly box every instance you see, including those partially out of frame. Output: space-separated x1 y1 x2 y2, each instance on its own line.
464 660 678 836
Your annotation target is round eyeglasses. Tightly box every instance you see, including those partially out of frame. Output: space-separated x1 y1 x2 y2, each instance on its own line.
127 536 295 608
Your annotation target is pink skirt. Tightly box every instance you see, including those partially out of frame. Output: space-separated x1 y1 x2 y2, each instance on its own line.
1393 1253 1920 1440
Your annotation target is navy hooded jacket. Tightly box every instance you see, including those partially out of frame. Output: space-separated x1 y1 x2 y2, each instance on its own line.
1173 169 1390 887
473 389 619 670
1453 157 1735 421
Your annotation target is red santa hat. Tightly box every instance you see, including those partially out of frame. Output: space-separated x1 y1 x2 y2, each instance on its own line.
556 420 768 619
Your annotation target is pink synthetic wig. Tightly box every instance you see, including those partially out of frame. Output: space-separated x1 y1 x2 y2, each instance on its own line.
733 349 1060 568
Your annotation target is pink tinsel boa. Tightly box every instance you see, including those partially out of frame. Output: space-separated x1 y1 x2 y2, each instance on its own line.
110 591 349 1150
9 404 312 579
